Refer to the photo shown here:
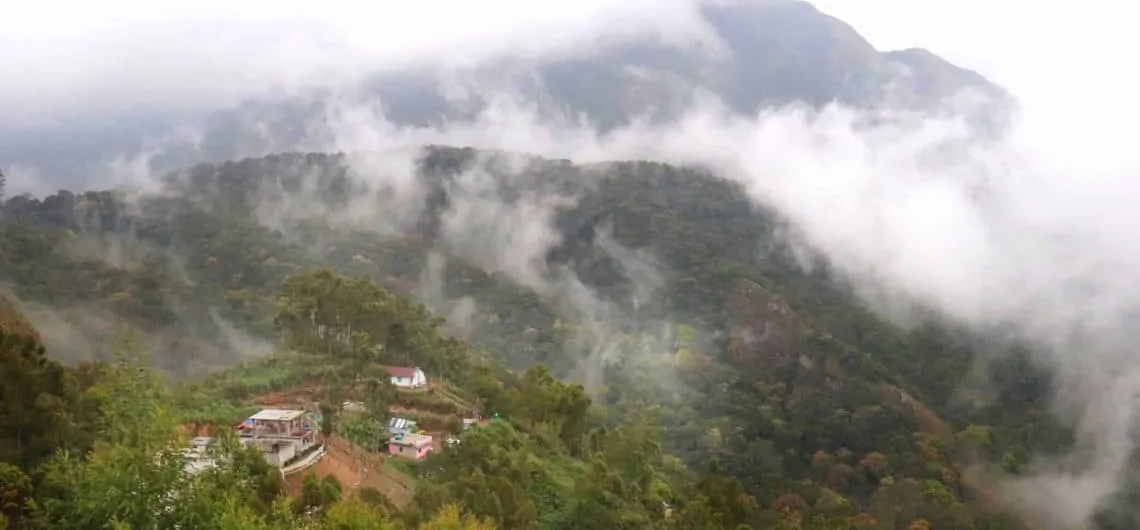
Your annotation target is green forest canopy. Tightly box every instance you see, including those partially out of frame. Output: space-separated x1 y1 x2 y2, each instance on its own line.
0 147 1115 529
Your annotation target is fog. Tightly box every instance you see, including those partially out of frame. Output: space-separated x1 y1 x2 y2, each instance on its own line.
1 0 719 127
6 0 1140 527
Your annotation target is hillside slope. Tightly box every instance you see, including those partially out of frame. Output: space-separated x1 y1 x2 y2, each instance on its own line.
1 147 1072 527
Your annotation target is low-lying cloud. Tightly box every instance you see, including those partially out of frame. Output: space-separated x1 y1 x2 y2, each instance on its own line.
7 1 1140 527
9 64 1134 529
265 79 1137 527
1 0 722 130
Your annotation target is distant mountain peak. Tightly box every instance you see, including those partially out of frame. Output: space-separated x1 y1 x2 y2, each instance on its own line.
0 0 1012 186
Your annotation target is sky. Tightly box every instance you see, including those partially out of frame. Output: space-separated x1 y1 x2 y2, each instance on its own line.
810 0 1138 164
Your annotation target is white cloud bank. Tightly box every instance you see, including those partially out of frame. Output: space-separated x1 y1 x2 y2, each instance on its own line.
0 0 720 127
292 87 1140 528
181 75 1130 524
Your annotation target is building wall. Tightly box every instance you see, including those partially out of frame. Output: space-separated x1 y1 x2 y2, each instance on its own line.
388 442 433 460
390 369 428 388
264 444 298 468
246 437 306 468
253 419 296 436
278 443 297 465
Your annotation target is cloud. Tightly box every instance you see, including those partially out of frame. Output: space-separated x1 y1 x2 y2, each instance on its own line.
0 0 722 129
8 46 1127 527
706 107 1140 526
97 55 1131 527
8 0 1140 526
3 164 56 197
243 79 1139 526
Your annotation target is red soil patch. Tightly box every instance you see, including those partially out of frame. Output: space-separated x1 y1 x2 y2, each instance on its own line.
255 387 316 407
178 423 218 438
284 435 415 507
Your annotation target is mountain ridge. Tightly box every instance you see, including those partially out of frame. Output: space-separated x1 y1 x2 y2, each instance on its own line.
1 0 1009 189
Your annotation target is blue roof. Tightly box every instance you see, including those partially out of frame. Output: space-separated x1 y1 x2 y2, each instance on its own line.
387 417 418 431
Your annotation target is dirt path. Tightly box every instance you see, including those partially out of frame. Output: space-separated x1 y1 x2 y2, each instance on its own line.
254 387 317 407
284 435 415 507
878 383 953 440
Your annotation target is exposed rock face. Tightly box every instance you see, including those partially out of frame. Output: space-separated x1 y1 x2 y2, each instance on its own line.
724 278 807 363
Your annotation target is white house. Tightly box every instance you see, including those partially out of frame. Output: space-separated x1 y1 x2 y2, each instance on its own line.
383 365 427 388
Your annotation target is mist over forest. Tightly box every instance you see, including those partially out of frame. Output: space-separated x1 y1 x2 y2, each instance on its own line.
3 1 1138 529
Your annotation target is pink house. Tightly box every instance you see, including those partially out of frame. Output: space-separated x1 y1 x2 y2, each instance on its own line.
388 433 434 460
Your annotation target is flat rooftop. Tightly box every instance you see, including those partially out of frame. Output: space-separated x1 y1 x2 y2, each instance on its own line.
248 409 306 421
389 433 433 447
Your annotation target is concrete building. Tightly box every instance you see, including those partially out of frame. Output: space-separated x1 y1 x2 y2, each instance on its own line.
182 436 218 476
233 409 320 469
387 433 434 460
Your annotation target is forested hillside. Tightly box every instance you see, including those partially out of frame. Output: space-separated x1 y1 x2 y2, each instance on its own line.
0 147 1096 528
